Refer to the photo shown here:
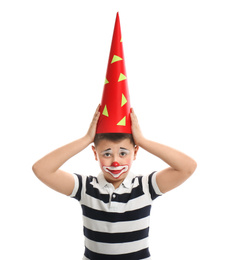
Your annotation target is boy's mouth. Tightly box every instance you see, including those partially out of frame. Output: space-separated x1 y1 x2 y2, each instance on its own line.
103 165 129 179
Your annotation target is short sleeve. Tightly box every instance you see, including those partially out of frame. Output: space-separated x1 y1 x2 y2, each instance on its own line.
148 171 163 200
69 174 83 201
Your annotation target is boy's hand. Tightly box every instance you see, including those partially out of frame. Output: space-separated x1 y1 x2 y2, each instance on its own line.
130 108 145 146
86 104 100 143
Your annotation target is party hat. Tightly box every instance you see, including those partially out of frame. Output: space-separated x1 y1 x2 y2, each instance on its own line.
96 12 131 134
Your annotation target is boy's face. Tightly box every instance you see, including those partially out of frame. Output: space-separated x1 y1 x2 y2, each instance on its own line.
92 138 139 188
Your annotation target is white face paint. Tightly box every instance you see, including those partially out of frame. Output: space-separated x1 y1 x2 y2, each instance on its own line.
103 165 129 179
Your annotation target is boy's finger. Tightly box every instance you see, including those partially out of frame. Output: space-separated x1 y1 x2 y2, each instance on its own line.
96 104 100 112
93 104 100 118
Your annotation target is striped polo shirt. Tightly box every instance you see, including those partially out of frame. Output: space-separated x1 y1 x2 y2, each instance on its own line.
70 171 163 260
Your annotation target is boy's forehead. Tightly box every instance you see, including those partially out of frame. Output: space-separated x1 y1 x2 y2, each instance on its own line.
96 138 133 150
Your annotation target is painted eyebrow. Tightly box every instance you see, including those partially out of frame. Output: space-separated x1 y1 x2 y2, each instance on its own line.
101 147 129 153
120 147 129 151
101 148 112 153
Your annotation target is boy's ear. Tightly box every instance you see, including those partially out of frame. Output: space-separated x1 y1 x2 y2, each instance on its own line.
92 145 98 161
133 145 139 160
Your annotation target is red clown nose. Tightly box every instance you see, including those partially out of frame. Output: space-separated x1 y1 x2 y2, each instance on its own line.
111 162 120 167
96 12 131 134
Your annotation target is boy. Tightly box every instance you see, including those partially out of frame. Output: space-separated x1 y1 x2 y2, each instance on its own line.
32 106 197 260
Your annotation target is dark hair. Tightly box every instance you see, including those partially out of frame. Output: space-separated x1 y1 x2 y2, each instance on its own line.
94 133 135 147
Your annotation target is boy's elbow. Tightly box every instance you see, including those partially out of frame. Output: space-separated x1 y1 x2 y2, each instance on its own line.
187 159 197 176
32 163 38 175
32 162 41 177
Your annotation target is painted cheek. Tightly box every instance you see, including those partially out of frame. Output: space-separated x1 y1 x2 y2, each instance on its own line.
123 155 131 164
125 158 133 170
99 159 110 170
127 162 132 170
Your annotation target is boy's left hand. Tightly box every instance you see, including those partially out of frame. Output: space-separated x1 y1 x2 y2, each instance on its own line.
130 108 145 146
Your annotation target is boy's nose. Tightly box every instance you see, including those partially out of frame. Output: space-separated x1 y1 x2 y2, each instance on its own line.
111 161 120 167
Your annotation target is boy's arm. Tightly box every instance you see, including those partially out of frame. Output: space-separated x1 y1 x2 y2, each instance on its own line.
130 109 197 194
32 105 100 196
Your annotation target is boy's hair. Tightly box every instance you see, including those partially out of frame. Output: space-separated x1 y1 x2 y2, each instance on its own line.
94 133 135 147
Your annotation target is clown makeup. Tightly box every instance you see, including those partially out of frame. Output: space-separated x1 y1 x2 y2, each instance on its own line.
92 139 139 187
101 147 130 179
101 147 130 158
103 164 129 179
102 148 130 179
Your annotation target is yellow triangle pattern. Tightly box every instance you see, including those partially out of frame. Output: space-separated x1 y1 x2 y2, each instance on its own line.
102 105 109 117
121 94 127 107
118 73 127 82
111 55 123 64
117 116 126 126
105 78 109 85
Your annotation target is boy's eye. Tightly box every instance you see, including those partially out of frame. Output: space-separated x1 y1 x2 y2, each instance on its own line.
119 149 129 157
104 153 111 157
120 152 127 157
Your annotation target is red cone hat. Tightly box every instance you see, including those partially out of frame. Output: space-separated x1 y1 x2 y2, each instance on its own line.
96 12 131 134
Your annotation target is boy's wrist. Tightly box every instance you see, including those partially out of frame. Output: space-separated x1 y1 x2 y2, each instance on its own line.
83 134 94 146
135 135 146 147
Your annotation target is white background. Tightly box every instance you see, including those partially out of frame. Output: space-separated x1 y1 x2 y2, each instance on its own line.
1 0 225 259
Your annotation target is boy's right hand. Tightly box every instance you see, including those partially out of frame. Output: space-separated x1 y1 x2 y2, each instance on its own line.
86 104 100 143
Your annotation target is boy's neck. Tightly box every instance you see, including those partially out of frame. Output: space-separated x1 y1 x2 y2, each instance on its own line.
104 175 126 189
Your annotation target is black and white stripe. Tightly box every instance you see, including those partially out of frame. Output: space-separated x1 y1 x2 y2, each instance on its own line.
70 171 162 260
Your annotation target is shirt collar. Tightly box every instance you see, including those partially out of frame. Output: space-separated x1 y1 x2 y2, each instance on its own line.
97 171 135 189
122 172 135 188
97 172 109 188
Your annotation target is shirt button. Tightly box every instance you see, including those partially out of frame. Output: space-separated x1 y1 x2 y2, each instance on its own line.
112 194 116 199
